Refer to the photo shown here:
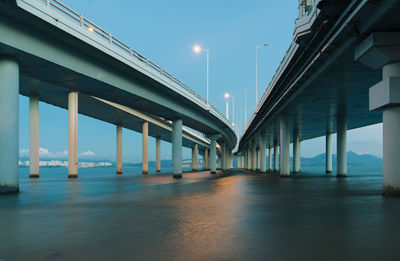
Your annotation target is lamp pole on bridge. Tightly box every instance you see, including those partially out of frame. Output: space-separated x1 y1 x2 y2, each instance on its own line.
224 93 230 120
193 45 210 104
255 43 268 105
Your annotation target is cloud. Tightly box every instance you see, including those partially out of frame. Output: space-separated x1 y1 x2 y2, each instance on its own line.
19 149 29 157
80 150 95 156
39 147 50 156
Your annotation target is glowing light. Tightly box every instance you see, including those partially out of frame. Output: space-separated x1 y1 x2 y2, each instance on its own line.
193 45 201 53
224 93 230 99
88 27 94 32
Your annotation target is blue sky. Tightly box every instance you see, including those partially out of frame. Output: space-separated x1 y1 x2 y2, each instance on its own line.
18 0 382 162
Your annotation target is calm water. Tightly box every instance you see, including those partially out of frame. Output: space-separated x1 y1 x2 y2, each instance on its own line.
1 166 400 260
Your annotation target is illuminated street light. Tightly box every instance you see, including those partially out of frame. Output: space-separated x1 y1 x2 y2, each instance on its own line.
193 45 210 104
225 93 230 120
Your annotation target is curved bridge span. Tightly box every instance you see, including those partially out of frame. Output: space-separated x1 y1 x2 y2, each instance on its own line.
237 0 400 196
0 0 236 193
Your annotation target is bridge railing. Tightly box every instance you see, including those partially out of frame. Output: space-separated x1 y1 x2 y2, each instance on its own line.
38 0 230 127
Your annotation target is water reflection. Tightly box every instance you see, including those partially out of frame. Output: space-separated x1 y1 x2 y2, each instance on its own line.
1 167 400 260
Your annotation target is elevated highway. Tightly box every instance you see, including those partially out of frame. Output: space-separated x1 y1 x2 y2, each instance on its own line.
237 0 400 195
0 0 236 193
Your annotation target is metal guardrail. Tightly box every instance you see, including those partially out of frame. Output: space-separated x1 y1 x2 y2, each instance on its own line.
38 0 229 126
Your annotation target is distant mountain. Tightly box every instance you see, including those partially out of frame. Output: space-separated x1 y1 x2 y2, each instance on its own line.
299 151 382 167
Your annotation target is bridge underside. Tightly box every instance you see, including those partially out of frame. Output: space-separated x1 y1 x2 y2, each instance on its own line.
19 75 209 151
262 46 382 147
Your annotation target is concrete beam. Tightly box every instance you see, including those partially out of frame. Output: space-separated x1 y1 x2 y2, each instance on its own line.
274 140 279 172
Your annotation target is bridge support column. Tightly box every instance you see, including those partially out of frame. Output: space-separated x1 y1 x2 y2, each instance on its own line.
247 148 251 170
355 32 400 195
204 149 209 170
142 121 149 174
68 91 78 178
326 133 332 174
280 116 290 176
274 140 279 172
293 135 300 174
156 137 161 173
337 116 347 177
260 136 267 173
208 135 219 174
29 96 39 178
251 143 256 171
0 57 19 194
116 125 122 174
268 147 272 172
172 119 182 178
192 144 198 171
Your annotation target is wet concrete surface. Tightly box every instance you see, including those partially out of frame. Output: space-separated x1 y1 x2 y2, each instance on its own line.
1 167 400 260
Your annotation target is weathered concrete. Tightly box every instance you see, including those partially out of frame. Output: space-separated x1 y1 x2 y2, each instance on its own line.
293 134 300 174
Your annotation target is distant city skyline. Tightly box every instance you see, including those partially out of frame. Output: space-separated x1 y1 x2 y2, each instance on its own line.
18 0 382 162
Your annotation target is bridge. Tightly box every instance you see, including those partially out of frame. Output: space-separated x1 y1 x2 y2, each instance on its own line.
0 0 236 194
236 0 400 196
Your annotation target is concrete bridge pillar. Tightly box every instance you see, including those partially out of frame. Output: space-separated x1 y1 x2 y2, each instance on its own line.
280 116 290 176
268 147 272 171
337 116 347 177
116 125 122 174
68 91 78 178
142 121 149 174
29 96 39 178
192 144 198 171
251 143 256 171
208 135 219 174
247 148 251 170
293 135 301 174
156 137 161 173
0 57 19 194
355 32 400 195
204 149 209 170
260 135 267 173
172 119 182 178
274 140 279 172
326 133 332 174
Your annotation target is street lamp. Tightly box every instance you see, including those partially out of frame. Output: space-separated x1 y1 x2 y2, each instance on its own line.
256 43 268 104
193 45 210 104
224 93 230 120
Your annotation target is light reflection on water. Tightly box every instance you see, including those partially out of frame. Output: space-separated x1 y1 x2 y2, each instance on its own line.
1 166 400 260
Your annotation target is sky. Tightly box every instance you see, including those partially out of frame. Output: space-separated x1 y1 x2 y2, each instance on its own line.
18 0 383 162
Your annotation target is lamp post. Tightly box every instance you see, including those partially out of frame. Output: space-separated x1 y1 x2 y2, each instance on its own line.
244 89 248 125
224 93 230 120
193 45 209 104
256 43 268 104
